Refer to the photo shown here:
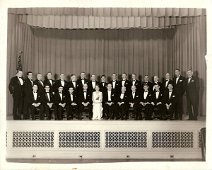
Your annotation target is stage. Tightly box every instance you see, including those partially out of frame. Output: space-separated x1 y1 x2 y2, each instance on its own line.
6 120 205 161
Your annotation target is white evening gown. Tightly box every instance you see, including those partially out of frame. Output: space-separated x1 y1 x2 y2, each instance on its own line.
92 91 103 120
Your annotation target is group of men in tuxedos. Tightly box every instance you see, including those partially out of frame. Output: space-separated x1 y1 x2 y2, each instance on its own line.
9 69 199 120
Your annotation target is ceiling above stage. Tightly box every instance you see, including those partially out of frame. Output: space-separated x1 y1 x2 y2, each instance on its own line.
8 8 206 29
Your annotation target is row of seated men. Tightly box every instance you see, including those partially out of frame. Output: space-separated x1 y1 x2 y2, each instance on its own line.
9 69 199 120
18 83 176 120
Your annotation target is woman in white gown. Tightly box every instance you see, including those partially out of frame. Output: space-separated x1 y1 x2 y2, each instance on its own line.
92 85 103 120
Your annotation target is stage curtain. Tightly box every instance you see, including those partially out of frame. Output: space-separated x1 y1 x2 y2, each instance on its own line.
8 8 206 29
6 11 206 117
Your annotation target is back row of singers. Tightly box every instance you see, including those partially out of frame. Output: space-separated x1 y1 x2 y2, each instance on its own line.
9 69 199 120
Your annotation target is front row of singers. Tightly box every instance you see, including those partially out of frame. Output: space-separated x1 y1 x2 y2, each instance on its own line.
24 82 177 120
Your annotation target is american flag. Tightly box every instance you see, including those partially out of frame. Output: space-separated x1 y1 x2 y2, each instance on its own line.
17 51 23 70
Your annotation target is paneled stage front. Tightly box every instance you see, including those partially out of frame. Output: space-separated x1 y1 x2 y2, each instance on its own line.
6 120 205 161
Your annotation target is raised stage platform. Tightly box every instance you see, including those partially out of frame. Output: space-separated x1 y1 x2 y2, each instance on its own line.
6 120 205 161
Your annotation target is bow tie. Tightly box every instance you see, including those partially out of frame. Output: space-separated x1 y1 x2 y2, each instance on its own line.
59 92 62 94
33 92 37 93
166 80 169 81
46 92 49 93
144 91 148 92
83 91 87 93
169 91 173 92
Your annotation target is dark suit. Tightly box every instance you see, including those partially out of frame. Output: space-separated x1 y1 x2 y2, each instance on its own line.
131 80 141 92
34 79 45 94
88 81 99 93
78 90 92 119
99 82 108 93
162 79 174 92
44 79 55 92
141 81 153 92
103 90 116 119
9 76 24 120
163 90 177 120
27 91 44 120
173 75 186 120
53 79 68 94
23 78 34 119
54 91 66 120
66 92 78 120
68 81 78 91
76 78 89 91
110 80 120 94
41 92 54 120
116 92 129 120
120 80 131 92
152 91 164 119
186 76 199 120
128 91 140 120
138 91 153 120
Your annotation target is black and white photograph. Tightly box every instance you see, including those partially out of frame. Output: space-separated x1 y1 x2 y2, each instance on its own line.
0 0 211 170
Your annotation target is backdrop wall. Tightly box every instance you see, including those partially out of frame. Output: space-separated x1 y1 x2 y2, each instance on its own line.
7 8 206 118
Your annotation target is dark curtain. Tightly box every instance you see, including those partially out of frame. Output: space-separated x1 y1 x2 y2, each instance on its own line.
7 11 206 118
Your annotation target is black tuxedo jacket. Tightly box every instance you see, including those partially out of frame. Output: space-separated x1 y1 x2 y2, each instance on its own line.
23 78 33 97
131 80 141 89
103 90 116 103
110 80 120 93
54 92 66 104
27 91 42 104
173 75 186 97
99 82 108 93
186 76 199 100
42 92 54 104
128 91 140 104
117 92 129 103
163 90 177 105
141 81 153 92
68 81 78 90
34 79 45 94
78 90 92 104
76 78 89 90
120 80 131 89
152 82 163 91
162 79 174 90
152 91 163 104
140 91 152 103
66 92 78 105
44 79 55 91
53 79 68 93
9 76 24 98
88 81 99 92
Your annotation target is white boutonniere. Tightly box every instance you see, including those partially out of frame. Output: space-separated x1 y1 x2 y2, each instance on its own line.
180 80 182 82
112 94 114 96
172 95 175 97
191 80 194 82
149 94 151 96
63 96 65 98
136 96 139 97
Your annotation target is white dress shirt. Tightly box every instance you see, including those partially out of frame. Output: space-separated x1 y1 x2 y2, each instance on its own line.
61 80 65 87
176 76 179 84
144 91 148 99
59 92 62 100
81 79 85 85
188 77 191 83
132 92 135 99
122 80 125 87
92 81 96 89
83 91 87 99
18 77 23 85
112 81 116 89
156 91 159 99
108 91 112 101
120 93 124 99
47 93 50 101
72 81 76 88
132 80 136 86
33 91 37 100
165 80 169 87
40 80 44 86
70 94 73 101
49 79 52 85
169 91 172 99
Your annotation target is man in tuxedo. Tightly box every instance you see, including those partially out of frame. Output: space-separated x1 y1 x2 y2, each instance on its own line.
42 85 54 120
120 73 131 92
151 84 164 120
128 86 140 120
162 73 173 93
152 76 163 92
23 71 34 119
110 73 120 94
9 70 24 120
173 69 186 120
66 87 78 120
103 83 116 120
68 74 78 91
186 69 199 120
34 73 45 94
138 84 153 120
28 84 44 120
76 72 88 91
78 83 92 120
163 83 176 120
54 86 66 120
116 86 129 120
88 74 99 93
99 75 107 93
131 73 141 93
141 75 153 93
53 73 68 94
44 72 55 93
